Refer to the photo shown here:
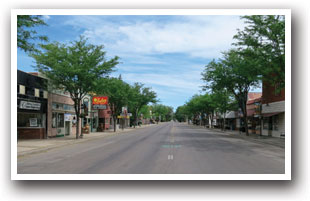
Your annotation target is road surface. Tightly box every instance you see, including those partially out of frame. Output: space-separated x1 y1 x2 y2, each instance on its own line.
18 122 285 174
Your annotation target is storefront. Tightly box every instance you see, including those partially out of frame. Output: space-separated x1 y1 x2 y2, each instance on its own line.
48 92 81 138
51 102 76 137
82 95 98 133
17 70 48 139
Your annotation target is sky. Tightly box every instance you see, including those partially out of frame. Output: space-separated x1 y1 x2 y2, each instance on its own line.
17 15 248 110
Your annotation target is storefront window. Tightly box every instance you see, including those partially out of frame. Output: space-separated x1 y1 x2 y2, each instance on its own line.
273 115 279 131
52 103 63 110
57 113 64 128
92 118 97 129
52 113 57 128
263 118 268 130
17 113 42 127
63 104 74 111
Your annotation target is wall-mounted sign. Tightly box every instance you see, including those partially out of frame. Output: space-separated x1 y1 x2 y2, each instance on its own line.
92 96 108 109
64 113 71 121
19 101 41 110
93 104 107 110
92 96 108 105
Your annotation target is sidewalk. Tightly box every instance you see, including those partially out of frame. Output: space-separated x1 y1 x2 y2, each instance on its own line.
190 124 285 148
17 123 157 158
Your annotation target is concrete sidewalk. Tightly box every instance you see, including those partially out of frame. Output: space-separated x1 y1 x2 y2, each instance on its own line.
17 123 157 158
193 125 285 148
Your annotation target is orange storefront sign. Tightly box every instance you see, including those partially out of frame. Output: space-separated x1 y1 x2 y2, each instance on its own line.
92 96 108 105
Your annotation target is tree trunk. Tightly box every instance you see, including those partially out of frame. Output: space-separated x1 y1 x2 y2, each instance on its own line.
242 98 249 136
244 112 249 136
76 116 80 139
208 115 211 128
75 99 81 139
223 113 226 131
113 115 117 132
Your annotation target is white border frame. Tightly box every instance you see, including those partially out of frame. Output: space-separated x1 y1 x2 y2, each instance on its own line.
11 9 291 180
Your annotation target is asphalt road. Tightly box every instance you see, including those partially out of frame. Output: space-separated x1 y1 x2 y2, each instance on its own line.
17 122 285 174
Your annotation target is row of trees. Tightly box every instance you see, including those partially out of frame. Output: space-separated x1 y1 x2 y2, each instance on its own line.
176 15 285 136
174 91 238 130
138 104 174 123
95 77 157 131
18 15 172 139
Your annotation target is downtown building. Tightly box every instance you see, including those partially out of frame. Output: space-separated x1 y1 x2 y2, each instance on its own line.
17 70 48 139
17 71 134 139
261 81 285 137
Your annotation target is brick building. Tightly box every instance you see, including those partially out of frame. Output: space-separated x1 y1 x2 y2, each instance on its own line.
261 81 285 137
47 90 81 137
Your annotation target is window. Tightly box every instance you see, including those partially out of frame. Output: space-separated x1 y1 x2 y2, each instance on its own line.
273 115 279 131
17 85 19 94
52 112 64 128
17 113 42 127
35 88 40 97
52 112 57 128
64 104 74 111
19 85 25 95
92 118 97 129
263 118 268 130
57 113 64 128
52 103 63 110
43 91 48 99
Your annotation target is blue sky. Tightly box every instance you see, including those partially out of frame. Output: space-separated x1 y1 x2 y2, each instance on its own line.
17 15 248 110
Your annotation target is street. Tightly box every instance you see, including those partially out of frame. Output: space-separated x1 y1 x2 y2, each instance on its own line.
17 122 285 174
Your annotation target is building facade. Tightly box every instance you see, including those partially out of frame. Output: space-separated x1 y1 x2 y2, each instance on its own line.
47 90 81 137
17 70 48 139
261 81 285 137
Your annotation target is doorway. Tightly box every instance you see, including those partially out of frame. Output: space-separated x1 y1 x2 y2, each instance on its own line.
65 121 70 136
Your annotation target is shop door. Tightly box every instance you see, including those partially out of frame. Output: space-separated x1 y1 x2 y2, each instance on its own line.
65 121 70 136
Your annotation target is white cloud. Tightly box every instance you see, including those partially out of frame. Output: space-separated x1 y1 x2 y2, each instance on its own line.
65 15 245 59
122 71 204 92
61 15 246 108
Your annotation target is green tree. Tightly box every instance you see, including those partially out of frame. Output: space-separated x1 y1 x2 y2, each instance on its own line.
32 36 119 139
95 77 131 132
128 83 157 127
175 105 189 122
139 105 152 119
17 15 48 53
151 104 173 122
202 49 261 135
210 90 236 131
233 15 285 89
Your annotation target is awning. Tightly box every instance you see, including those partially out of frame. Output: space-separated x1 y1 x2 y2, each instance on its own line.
262 112 283 117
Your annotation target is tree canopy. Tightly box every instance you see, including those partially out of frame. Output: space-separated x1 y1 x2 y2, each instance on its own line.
128 83 157 127
95 77 131 131
17 15 49 53
233 15 285 88
32 36 119 138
